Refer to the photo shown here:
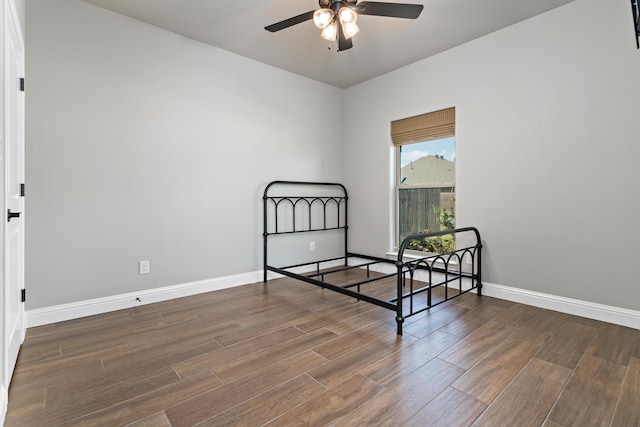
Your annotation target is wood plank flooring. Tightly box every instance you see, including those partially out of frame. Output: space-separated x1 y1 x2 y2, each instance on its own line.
5 277 640 426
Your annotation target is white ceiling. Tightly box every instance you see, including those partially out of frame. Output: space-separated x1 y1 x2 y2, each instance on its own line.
80 0 576 88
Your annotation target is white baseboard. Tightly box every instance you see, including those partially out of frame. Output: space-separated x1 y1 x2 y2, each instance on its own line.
481 282 640 330
25 263 344 328
352 257 640 329
26 270 269 328
26 268 640 331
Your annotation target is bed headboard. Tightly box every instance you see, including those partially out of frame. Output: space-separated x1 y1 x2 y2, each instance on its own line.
262 180 348 280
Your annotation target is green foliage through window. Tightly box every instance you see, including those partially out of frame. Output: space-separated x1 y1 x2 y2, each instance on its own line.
404 206 455 254
396 136 455 254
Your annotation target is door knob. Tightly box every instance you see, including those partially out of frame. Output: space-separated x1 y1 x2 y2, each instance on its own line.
7 209 21 222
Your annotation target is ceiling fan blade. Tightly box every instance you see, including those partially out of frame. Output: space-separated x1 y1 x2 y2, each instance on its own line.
265 10 315 32
356 2 424 19
338 21 353 52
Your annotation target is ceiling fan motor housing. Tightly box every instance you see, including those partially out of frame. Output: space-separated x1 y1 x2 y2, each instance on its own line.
319 0 358 11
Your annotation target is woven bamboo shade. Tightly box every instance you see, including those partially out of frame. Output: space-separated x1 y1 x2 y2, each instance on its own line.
391 107 455 146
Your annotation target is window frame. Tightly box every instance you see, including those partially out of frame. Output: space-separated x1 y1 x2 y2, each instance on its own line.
391 106 456 253
394 142 456 252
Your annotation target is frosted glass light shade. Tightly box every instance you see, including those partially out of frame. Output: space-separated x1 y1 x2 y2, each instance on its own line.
338 7 358 26
320 20 338 41
313 8 334 29
342 22 359 39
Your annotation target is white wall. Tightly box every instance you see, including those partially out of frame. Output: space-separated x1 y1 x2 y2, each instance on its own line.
25 0 344 309
344 0 640 311
25 0 640 315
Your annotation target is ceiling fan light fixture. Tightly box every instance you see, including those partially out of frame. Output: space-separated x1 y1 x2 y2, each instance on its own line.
265 1 424 52
320 20 338 41
342 22 359 39
338 7 358 26
313 8 334 29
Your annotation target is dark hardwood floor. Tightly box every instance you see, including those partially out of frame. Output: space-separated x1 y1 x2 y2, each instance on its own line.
5 275 640 426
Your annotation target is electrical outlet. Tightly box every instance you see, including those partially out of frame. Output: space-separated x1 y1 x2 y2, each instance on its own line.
310 241 316 251
139 260 150 274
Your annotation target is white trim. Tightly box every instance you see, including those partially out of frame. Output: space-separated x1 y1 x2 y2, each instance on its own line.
26 271 265 328
361 256 640 329
350 258 640 328
26 269 640 331
481 282 640 330
25 261 346 328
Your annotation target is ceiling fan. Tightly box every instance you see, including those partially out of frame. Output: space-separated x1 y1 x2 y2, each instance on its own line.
265 0 424 52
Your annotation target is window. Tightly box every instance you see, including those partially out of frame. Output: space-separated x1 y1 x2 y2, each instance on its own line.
392 108 455 252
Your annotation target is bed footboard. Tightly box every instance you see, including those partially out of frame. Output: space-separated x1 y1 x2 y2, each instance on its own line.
394 227 483 334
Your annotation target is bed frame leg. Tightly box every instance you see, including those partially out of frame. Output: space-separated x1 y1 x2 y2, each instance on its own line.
396 315 404 335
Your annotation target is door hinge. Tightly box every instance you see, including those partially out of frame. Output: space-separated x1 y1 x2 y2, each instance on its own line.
20 78 25 92
21 289 26 303
20 183 25 197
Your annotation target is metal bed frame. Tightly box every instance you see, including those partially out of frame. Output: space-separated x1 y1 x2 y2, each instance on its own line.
263 180 482 335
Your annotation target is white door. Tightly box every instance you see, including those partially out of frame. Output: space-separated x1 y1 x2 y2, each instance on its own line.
3 0 25 393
